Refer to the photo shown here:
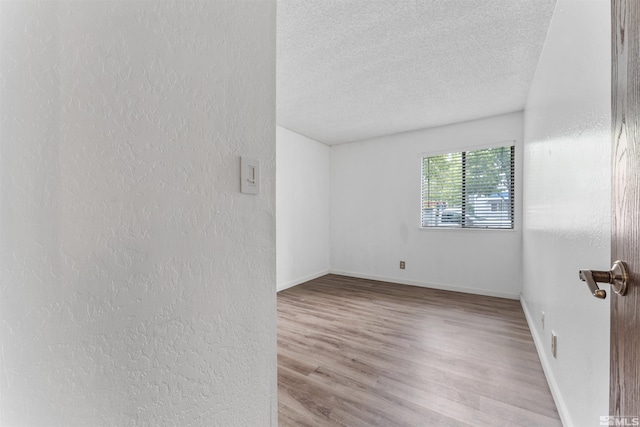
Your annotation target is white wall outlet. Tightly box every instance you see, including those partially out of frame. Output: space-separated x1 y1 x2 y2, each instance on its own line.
399 261 406 269
551 331 557 358
241 156 260 195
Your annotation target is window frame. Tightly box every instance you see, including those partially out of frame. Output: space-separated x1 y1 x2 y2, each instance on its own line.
419 141 516 231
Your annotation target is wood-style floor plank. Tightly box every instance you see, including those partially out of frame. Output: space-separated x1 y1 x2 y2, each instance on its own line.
278 274 562 426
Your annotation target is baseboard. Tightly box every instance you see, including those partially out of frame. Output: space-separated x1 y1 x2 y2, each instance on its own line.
328 270 521 300
277 269 330 292
520 297 571 427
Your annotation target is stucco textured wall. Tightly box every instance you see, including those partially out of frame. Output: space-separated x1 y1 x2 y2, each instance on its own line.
0 1 276 425
522 1 611 426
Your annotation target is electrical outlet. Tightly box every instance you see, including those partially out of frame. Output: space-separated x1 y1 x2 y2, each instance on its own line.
541 311 545 329
399 261 406 269
551 331 557 358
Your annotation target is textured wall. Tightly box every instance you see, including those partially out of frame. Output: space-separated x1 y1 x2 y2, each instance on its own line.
0 1 276 425
330 112 524 299
276 126 330 291
521 1 611 425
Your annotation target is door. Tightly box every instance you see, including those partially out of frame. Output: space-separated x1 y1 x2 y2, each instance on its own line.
611 0 640 419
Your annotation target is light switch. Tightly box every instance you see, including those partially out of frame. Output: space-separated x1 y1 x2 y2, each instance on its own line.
241 156 260 195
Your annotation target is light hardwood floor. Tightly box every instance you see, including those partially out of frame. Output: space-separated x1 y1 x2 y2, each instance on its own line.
277 274 562 426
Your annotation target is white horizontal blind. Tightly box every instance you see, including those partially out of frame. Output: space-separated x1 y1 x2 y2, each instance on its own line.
421 145 514 229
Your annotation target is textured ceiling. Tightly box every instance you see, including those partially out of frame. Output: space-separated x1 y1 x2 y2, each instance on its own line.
277 0 557 145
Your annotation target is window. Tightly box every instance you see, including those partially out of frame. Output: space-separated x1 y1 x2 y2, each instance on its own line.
421 145 514 229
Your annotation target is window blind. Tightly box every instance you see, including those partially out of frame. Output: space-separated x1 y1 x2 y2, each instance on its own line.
421 145 514 229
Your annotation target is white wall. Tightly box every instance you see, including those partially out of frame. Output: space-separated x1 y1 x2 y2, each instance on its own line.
0 2 277 426
276 126 330 291
521 1 611 426
330 112 524 299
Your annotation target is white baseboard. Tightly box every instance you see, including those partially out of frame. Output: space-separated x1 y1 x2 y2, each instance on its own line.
328 270 521 300
520 297 571 427
277 269 330 292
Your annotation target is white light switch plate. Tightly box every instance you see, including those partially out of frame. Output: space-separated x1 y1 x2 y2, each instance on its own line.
241 156 260 195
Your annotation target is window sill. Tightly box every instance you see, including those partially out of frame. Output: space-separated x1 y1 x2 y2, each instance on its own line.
418 226 518 233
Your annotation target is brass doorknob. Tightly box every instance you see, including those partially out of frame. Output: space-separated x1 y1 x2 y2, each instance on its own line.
578 260 629 299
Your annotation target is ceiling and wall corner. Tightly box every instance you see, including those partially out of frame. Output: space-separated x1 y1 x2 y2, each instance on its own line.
276 2 614 425
275 1 557 296
277 0 557 145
